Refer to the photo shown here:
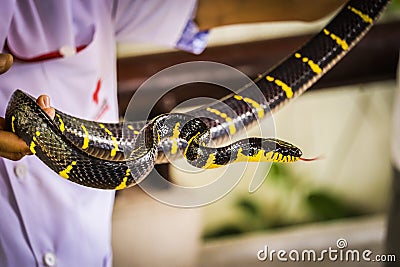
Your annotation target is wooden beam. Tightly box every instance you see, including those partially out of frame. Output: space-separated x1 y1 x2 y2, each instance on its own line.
117 21 400 116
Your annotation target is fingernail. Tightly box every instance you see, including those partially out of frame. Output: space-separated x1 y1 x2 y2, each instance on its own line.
43 96 50 108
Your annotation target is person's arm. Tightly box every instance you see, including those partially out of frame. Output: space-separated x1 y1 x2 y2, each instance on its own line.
195 0 347 30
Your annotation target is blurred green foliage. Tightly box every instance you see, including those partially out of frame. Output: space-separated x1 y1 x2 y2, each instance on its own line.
203 164 366 240
307 191 363 221
387 0 400 16
203 1 398 241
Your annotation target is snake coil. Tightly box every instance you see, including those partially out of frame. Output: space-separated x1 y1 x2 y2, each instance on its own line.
6 0 390 189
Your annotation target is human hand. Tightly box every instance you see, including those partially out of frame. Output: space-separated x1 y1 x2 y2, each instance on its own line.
0 95 55 161
0 53 13 75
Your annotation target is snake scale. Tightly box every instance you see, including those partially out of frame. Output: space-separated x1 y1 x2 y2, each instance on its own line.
5 0 390 190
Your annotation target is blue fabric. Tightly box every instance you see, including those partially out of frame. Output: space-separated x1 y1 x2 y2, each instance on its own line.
176 19 209 55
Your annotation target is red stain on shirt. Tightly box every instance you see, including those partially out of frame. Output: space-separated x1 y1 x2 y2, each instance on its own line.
93 79 101 104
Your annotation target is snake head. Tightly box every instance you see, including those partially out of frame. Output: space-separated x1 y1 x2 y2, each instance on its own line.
262 138 303 162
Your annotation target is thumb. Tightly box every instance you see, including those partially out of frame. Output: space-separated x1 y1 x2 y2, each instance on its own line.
37 95 55 120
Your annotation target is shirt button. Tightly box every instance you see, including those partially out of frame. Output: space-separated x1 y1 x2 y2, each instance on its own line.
59 45 76 57
14 164 27 179
43 252 56 267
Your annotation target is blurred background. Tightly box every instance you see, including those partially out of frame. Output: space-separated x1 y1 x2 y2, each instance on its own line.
112 1 400 266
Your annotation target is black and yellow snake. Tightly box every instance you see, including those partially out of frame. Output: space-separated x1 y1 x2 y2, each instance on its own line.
5 0 390 190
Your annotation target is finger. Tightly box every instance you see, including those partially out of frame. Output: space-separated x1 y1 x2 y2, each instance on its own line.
37 95 55 120
0 151 27 161
0 130 30 154
0 53 13 75
0 117 5 130
0 118 31 159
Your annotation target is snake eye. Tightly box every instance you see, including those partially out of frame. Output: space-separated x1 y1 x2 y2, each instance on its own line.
291 147 302 158
274 140 302 158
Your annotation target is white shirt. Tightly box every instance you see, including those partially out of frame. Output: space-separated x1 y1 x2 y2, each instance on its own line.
0 1 204 266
